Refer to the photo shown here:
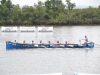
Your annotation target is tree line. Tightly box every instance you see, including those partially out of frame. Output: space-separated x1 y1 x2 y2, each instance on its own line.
0 0 100 25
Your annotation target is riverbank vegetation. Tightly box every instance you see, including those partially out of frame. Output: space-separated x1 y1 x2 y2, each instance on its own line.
0 0 100 25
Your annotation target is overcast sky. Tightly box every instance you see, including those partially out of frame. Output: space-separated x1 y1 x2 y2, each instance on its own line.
11 0 100 8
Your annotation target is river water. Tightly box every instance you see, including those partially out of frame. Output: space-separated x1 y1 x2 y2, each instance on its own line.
0 26 100 75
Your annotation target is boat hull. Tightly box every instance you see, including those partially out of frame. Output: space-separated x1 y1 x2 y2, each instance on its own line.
6 41 94 49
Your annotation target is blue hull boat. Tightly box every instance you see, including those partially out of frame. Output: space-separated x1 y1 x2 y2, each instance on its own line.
6 41 94 49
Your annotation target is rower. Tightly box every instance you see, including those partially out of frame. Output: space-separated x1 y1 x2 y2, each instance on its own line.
14 40 16 43
65 41 67 44
23 40 25 44
57 41 60 44
48 41 51 44
65 41 68 47
55 41 60 47
40 40 42 44
32 40 34 44
39 40 43 46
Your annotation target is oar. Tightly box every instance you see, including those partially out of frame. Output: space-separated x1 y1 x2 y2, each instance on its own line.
94 43 100 46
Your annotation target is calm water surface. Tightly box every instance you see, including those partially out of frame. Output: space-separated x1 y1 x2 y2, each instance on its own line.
0 26 100 75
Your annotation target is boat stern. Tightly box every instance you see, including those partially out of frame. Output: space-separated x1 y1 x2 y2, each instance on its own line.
86 42 94 48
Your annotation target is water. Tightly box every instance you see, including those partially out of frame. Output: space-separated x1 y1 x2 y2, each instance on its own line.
0 26 100 75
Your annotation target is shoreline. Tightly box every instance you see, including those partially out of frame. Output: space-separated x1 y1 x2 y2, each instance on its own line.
0 24 100 26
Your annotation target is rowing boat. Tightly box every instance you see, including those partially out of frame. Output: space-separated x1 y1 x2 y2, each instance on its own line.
6 41 94 49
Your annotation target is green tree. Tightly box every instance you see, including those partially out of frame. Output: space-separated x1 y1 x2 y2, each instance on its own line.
0 4 9 24
0 0 100 25
66 0 76 10
5 0 13 10
11 4 21 24
33 1 46 24
1 0 6 4
0 0 13 10
45 0 63 11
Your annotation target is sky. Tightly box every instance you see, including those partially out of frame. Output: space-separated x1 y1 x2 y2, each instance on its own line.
11 0 100 8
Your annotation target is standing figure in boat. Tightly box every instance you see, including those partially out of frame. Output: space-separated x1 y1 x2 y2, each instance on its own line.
83 36 88 44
